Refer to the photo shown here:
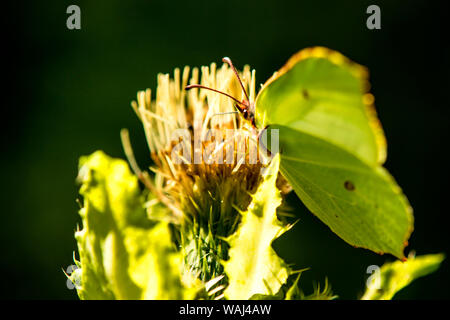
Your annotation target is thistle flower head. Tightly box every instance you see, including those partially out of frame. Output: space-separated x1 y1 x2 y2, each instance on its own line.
132 63 267 225
131 61 271 281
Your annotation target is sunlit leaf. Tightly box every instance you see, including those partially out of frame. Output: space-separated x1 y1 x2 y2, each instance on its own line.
223 154 289 299
72 151 198 300
361 253 445 300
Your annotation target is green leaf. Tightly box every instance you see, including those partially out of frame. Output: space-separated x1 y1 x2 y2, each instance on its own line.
254 47 413 258
361 253 445 300
223 154 290 299
72 151 199 300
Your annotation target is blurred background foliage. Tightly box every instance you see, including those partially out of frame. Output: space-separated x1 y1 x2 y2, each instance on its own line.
3 0 449 299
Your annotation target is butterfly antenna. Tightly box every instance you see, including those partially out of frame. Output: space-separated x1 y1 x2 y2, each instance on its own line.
185 84 243 106
222 57 250 103
210 111 239 119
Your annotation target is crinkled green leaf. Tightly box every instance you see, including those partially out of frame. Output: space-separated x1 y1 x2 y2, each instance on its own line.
223 154 289 299
361 253 445 300
72 151 198 300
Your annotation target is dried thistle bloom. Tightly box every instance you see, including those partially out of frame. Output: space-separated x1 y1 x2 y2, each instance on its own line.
130 62 271 282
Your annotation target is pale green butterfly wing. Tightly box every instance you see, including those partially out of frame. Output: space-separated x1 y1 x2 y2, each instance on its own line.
255 47 386 166
271 125 412 258
255 48 413 258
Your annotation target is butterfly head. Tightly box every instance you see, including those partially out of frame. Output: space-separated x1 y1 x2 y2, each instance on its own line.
234 100 255 127
185 57 256 127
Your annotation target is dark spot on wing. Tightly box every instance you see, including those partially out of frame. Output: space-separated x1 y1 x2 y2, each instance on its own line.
302 89 310 100
344 180 355 191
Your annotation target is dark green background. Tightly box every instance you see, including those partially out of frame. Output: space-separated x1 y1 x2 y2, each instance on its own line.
4 0 449 299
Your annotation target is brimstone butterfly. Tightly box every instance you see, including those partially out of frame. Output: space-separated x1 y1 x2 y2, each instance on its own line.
186 47 413 259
